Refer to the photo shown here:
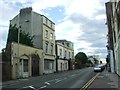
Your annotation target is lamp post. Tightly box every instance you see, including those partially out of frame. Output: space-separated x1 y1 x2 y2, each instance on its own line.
17 26 21 78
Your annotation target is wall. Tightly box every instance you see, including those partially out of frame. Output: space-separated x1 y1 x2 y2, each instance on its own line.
58 59 68 71
32 12 43 49
11 42 44 79
56 43 74 60
42 15 56 73
56 42 74 71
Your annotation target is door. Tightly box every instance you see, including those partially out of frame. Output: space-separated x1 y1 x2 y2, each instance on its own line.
19 59 29 78
23 59 29 77
32 54 40 76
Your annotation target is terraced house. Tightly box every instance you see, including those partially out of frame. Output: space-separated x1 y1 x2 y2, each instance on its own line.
55 40 74 72
3 7 56 80
106 0 120 76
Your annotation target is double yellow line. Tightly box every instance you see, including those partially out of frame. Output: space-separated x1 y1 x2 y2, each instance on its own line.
80 73 100 90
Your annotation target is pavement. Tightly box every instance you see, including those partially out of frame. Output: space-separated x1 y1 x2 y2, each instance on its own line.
87 69 120 89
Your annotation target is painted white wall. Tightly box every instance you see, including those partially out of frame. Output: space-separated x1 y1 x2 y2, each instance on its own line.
109 50 115 73
57 43 74 59
58 59 68 71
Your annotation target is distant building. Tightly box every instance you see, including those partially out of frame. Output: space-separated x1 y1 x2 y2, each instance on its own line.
56 40 74 71
105 1 120 76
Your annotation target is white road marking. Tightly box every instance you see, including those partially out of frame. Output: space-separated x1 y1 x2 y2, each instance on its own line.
28 86 36 89
70 74 77 77
44 77 68 84
46 79 56 83
40 85 47 89
17 85 36 90
55 77 67 83
55 80 62 83
45 82 50 85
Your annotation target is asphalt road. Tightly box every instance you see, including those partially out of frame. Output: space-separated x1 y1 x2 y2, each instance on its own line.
2 67 97 90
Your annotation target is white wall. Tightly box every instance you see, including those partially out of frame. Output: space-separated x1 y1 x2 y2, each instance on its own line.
58 59 68 71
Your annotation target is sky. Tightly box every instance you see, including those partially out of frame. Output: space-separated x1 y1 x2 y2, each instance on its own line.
0 0 110 62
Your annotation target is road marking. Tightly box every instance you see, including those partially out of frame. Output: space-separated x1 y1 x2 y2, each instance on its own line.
16 85 36 90
80 73 100 90
40 85 47 89
28 86 36 89
54 77 67 83
18 79 28 81
45 82 50 85
45 79 56 83
70 74 77 77
55 80 62 83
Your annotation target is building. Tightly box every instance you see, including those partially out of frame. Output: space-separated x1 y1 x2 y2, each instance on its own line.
10 7 56 74
0 53 2 81
2 42 44 80
12 42 44 79
56 40 74 71
105 0 120 76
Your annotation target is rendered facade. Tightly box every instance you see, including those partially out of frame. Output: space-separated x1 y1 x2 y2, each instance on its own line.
11 42 44 79
10 7 56 74
106 0 120 76
56 40 74 71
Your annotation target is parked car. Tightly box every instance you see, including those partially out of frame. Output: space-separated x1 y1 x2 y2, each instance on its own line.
94 64 105 72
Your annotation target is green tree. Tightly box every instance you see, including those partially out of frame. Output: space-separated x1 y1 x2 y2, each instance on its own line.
94 58 99 65
7 24 34 47
75 52 88 68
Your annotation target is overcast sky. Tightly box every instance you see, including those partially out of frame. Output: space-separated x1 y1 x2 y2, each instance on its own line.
0 0 109 61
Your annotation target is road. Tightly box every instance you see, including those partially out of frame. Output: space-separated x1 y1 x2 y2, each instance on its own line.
2 67 97 90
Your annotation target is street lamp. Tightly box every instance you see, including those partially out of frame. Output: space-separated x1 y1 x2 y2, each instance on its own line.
17 25 21 78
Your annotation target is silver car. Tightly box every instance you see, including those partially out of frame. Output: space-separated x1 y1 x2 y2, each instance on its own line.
94 65 104 72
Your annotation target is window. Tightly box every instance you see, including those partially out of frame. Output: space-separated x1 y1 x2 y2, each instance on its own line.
61 63 62 70
65 50 67 58
51 23 55 29
69 52 71 58
51 22 52 28
44 61 53 70
50 44 53 54
60 49 62 58
113 30 116 43
50 33 53 40
46 18 48 25
45 30 48 38
23 59 28 72
65 63 67 69
45 42 49 53
72 52 74 59
67 43 69 47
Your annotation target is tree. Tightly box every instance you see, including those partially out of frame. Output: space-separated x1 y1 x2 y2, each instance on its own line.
94 58 99 65
75 52 88 68
7 24 34 47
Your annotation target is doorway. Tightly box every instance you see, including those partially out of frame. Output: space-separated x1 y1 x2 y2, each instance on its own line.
32 54 40 76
